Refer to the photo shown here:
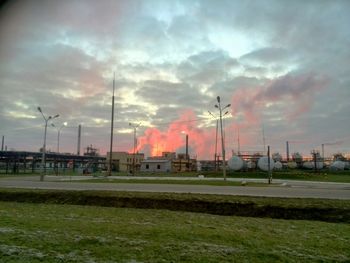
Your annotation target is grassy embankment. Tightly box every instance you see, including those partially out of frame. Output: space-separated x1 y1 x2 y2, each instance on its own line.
0 188 349 223
0 200 349 262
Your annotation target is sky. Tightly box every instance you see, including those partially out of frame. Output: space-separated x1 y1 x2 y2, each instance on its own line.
0 0 350 160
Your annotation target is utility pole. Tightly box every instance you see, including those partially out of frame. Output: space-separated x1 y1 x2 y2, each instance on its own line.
262 125 266 153
286 141 290 162
129 122 141 176
108 73 115 176
52 122 67 153
321 143 325 166
208 111 219 172
185 133 189 171
77 124 81 155
214 96 231 181
1 136 4 151
237 127 240 155
37 107 59 181
268 145 272 184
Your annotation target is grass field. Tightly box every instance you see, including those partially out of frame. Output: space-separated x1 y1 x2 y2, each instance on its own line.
0 201 349 262
1 188 350 222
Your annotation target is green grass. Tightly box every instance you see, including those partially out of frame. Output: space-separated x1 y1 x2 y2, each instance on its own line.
0 201 349 262
1 188 350 222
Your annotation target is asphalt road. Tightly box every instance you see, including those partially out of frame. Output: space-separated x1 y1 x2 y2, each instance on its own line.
1 175 350 199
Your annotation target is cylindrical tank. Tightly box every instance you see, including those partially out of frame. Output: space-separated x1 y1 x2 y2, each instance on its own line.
330 161 345 171
257 157 275 171
288 161 297 169
274 161 283 170
228 156 244 171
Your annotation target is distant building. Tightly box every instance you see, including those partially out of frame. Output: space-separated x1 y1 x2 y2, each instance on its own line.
140 159 172 173
140 152 197 173
107 152 144 172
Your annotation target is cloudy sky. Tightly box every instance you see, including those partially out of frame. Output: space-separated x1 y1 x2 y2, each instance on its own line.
0 0 349 159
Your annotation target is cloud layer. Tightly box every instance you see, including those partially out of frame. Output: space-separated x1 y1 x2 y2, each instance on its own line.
0 0 349 159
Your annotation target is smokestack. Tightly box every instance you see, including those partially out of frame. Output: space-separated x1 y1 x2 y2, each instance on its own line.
77 124 81 155
186 134 189 171
1 136 4 151
286 141 289 161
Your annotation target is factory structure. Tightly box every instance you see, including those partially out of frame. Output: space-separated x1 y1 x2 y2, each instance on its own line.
106 151 197 174
1 127 349 174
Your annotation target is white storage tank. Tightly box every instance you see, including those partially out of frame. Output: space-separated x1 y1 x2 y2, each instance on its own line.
303 161 323 169
257 157 275 171
274 161 283 170
303 162 314 169
330 161 345 171
344 162 350 170
228 156 244 171
317 162 324 169
288 161 298 169
246 160 256 169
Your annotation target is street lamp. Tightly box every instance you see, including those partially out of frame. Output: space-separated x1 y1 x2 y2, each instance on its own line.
129 122 141 176
51 122 67 153
37 107 59 181
208 111 219 171
214 96 231 181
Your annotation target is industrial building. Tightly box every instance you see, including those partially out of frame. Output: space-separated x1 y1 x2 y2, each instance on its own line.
140 152 197 173
107 151 145 173
0 151 105 174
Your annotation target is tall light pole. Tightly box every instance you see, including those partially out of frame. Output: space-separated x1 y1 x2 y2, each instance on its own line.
208 111 219 171
37 107 59 181
108 74 115 176
129 122 141 176
52 122 67 153
214 96 231 181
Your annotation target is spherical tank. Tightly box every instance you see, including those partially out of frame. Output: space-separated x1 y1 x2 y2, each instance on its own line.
257 157 275 171
288 162 297 169
228 156 244 171
303 162 314 169
330 161 345 170
274 161 283 170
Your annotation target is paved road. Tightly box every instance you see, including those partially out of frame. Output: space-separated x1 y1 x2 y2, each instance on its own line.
1 175 349 199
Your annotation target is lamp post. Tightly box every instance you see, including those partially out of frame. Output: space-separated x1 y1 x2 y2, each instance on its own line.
129 122 141 176
37 107 59 181
208 111 219 171
214 96 230 181
51 122 67 153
